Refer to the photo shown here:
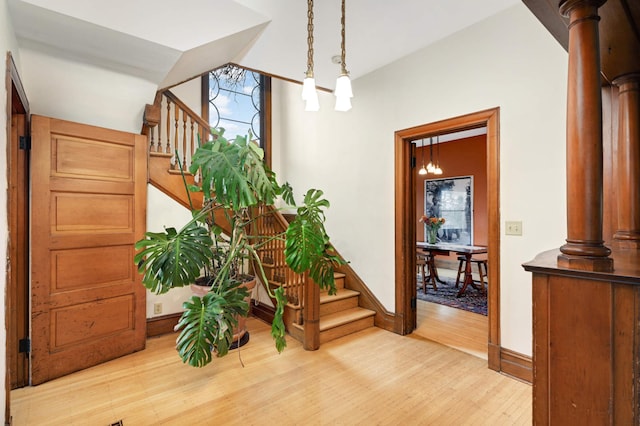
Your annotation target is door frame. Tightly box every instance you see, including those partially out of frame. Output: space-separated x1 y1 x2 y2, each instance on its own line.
394 107 501 370
6 52 31 422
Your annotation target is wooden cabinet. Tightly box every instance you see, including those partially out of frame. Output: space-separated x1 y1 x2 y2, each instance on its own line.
524 248 640 424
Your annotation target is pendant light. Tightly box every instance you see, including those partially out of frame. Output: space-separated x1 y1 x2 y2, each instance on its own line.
334 0 353 111
302 0 319 111
426 137 435 173
418 139 428 175
433 135 443 175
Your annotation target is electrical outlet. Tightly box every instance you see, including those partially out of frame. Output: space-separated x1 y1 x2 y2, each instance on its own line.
153 302 162 315
505 221 523 236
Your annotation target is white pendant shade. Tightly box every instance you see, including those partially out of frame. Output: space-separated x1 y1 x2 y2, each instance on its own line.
335 74 353 98
302 76 317 101
334 94 352 111
304 89 320 111
334 74 353 111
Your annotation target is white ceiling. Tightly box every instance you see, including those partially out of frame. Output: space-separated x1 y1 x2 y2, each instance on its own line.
8 0 520 89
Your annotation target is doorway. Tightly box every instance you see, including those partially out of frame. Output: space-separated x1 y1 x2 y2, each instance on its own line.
6 52 30 424
393 108 501 370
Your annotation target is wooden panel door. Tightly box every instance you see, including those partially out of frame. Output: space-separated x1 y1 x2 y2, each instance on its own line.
30 115 147 385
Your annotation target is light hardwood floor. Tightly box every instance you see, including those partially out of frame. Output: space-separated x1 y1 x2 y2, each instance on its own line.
414 267 488 359
11 317 530 425
415 301 488 360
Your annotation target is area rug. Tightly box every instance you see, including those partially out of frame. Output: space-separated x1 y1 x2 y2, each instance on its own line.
417 276 487 316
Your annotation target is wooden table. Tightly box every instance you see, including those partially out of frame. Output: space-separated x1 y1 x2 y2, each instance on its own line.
416 242 488 297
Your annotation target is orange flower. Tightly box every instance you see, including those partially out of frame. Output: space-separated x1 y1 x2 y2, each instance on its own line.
420 215 445 229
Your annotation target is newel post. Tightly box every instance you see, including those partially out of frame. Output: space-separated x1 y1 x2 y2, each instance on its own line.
557 0 613 272
612 73 640 248
302 271 320 350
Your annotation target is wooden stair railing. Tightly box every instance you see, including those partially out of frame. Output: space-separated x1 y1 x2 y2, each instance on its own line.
142 89 213 211
144 89 212 171
252 205 379 349
253 204 320 350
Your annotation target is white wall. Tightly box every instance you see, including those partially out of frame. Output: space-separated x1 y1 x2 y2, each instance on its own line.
1 0 21 417
145 186 194 317
271 4 568 356
18 48 158 134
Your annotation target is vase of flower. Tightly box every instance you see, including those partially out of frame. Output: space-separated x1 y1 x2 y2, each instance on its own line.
427 227 438 244
420 214 446 245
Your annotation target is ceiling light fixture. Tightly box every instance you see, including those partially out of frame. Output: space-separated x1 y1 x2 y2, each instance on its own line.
418 139 428 175
334 0 353 111
426 137 435 173
302 0 319 111
434 135 443 175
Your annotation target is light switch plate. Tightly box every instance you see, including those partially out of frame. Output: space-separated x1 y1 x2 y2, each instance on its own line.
505 221 523 236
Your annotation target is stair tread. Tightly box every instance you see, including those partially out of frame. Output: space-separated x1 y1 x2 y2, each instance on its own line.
320 289 359 303
320 307 375 331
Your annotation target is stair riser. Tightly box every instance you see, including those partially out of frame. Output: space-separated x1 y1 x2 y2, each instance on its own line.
319 296 358 316
319 316 374 344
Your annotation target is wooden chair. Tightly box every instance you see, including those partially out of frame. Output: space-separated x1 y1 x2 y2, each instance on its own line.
417 253 437 292
417 255 427 293
455 255 488 293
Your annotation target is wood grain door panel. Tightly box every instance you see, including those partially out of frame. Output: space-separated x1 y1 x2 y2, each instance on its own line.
31 115 147 385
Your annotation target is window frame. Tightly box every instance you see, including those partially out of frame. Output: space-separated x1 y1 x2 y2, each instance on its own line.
201 64 272 166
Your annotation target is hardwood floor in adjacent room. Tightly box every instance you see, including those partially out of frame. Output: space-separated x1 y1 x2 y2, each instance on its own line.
11 318 530 425
414 300 488 360
414 267 488 359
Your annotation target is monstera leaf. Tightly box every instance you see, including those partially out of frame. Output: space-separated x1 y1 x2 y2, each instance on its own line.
176 280 249 367
134 222 213 294
189 130 278 208
285 189 345 294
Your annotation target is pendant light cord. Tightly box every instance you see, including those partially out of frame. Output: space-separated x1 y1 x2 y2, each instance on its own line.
340 0 347 75
306 0 314 77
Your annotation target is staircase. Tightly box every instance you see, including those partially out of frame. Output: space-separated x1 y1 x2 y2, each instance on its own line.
262 257 375 344
143 89 377 348
299 274 375 344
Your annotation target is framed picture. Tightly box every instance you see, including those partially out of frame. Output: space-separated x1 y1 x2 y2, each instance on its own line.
424 176 473 245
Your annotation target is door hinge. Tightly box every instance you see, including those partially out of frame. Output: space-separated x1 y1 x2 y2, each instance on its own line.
19 338 30 353
19 136 31 150
411 156 416 168
411 297 417 309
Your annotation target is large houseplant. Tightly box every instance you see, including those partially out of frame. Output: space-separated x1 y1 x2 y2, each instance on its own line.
134 128 343 367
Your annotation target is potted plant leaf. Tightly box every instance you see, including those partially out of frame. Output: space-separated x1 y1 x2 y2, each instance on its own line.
134 128 343 367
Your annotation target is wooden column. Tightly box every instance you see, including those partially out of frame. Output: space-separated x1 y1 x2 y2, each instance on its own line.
557 0 613 271
613 74 640 248
302 272 320 350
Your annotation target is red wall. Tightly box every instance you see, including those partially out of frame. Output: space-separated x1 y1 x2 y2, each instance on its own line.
415 134 488 246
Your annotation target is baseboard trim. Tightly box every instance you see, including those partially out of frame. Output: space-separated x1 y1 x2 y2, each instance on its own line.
146 301 274 339
499 347 532 384
251 300 275 324
146 313 181 338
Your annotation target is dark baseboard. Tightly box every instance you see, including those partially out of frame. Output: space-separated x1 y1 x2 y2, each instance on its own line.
251 300 276 324
499 347 533 384
488 342 532 384
146 301 275 338
146 312 181 338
